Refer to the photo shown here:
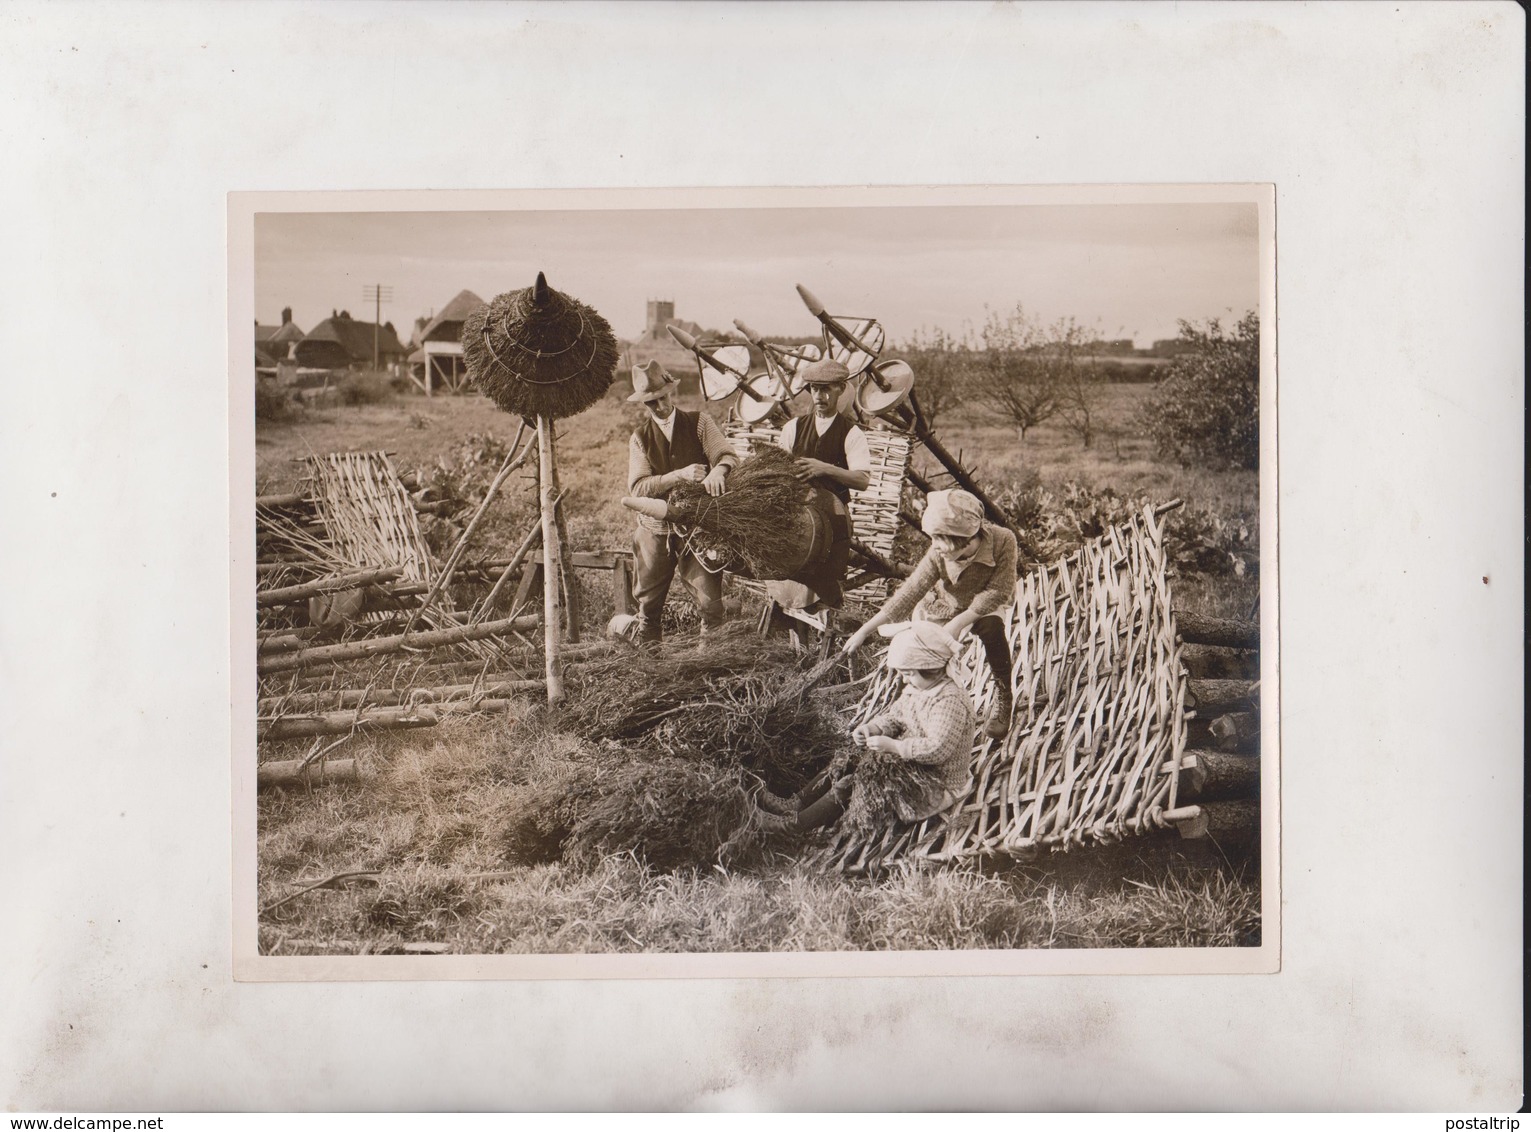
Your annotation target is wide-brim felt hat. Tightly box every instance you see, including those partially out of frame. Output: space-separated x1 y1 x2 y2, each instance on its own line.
627 360 680 402
462 272 619 420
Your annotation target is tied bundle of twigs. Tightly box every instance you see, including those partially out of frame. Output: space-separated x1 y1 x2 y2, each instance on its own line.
666 446 812 579
461 273 619 421
562 628 850 795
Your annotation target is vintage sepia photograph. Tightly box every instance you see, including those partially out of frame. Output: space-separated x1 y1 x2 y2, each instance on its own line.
234 186 1276 974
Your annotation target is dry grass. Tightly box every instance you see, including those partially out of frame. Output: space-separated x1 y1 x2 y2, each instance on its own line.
255 381 1266 955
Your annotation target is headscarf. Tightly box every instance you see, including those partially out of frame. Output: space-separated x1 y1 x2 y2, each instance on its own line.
921 489 984 538
883 620 961 672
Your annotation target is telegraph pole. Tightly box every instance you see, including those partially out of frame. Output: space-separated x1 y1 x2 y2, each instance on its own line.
362 284 393 369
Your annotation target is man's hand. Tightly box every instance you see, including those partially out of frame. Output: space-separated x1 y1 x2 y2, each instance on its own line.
702 465 729 497
671 463 708 486
793 457 836 483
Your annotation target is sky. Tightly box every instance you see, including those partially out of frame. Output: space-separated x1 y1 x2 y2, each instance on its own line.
254 202 1260 348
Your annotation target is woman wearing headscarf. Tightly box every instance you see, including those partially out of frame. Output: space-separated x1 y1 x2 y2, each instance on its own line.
756 622 975 834
842 488 1019 737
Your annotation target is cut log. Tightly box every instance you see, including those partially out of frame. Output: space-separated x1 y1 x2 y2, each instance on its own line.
1162 800 1259 852
255 492 307 510
1180 643 1259 681
257 614 539 674
258 679 543 714
1174 749 1260 803
1209 711 1260 753
259 706 439 740
257 758 360 789
1173 611 1258 650
1186 678 1260 715
257 567 404 608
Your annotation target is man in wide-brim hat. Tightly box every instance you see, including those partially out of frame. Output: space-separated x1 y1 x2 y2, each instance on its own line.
625 360 738 645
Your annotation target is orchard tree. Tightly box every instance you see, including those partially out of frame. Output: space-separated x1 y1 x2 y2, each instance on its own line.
1141 312 1260 469
970 305 1099 446
898 325 968 428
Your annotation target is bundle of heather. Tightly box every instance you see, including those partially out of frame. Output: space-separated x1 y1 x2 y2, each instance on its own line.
664 445 817 579
563 627 851 794
502 743 752 872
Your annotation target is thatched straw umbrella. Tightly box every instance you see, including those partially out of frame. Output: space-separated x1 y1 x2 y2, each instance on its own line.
463 273 619 703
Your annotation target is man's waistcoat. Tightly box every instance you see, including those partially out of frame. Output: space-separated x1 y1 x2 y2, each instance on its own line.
791 413 853 502
635 409 708 480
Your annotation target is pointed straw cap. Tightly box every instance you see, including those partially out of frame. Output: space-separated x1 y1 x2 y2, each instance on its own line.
462 272 619 420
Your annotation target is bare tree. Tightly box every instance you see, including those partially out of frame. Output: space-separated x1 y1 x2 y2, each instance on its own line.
898 325 968 428
1057 352 1103 448
969 305 1061 441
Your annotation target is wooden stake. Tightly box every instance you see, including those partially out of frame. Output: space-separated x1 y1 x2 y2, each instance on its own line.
257 566 404 607
553 494 581 643
257 758 361 789
537 416 565 703
258 614 539 675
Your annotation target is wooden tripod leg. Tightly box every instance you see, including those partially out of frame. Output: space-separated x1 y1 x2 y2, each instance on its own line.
552 493 581 643
537 416 565 703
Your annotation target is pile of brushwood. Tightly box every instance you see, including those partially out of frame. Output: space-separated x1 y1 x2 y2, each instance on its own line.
500 627 853 872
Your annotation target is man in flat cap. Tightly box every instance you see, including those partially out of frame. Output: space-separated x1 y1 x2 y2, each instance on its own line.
775 358 872 502
625 360 738 646
843 488 1019 737
758 357 874 614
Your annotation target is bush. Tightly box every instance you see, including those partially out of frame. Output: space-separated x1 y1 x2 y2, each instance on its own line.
336 370 395 407
1140 313 1259 469
254 379 300 423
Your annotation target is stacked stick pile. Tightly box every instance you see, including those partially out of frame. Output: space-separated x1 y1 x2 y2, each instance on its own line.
256 450 552 783
722 420 912 606
817 502 1258 874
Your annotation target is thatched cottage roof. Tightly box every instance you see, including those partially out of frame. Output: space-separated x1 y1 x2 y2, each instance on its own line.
295 313 407 369
418 289 485 344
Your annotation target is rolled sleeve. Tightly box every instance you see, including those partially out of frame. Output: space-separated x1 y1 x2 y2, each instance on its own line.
697 413 738 470
842 424 872 474
627 434 670 497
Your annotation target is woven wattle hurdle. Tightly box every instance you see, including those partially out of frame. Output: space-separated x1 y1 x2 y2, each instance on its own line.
817 503 1190 874
722 419 911 608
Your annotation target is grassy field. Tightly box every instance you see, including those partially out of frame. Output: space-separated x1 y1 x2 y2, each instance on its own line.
255 378 1262 953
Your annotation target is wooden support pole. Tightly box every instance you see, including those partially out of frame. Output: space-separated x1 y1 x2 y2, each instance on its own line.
258 679 542 714
257 758 360 789
612 555 634 616
258 614 540 675
402 423 531 636
259 707 439 740
537 416 565 703
553 494 581 644
1173 611 1259 650
473 520 543 619
257 566 404 608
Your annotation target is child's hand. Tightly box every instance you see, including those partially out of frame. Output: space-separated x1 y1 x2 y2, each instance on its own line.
864 734 897 754
851 724 871 747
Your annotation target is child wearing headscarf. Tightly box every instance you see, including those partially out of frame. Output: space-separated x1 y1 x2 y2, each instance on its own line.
757 622 976 835
842 488 1019 737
